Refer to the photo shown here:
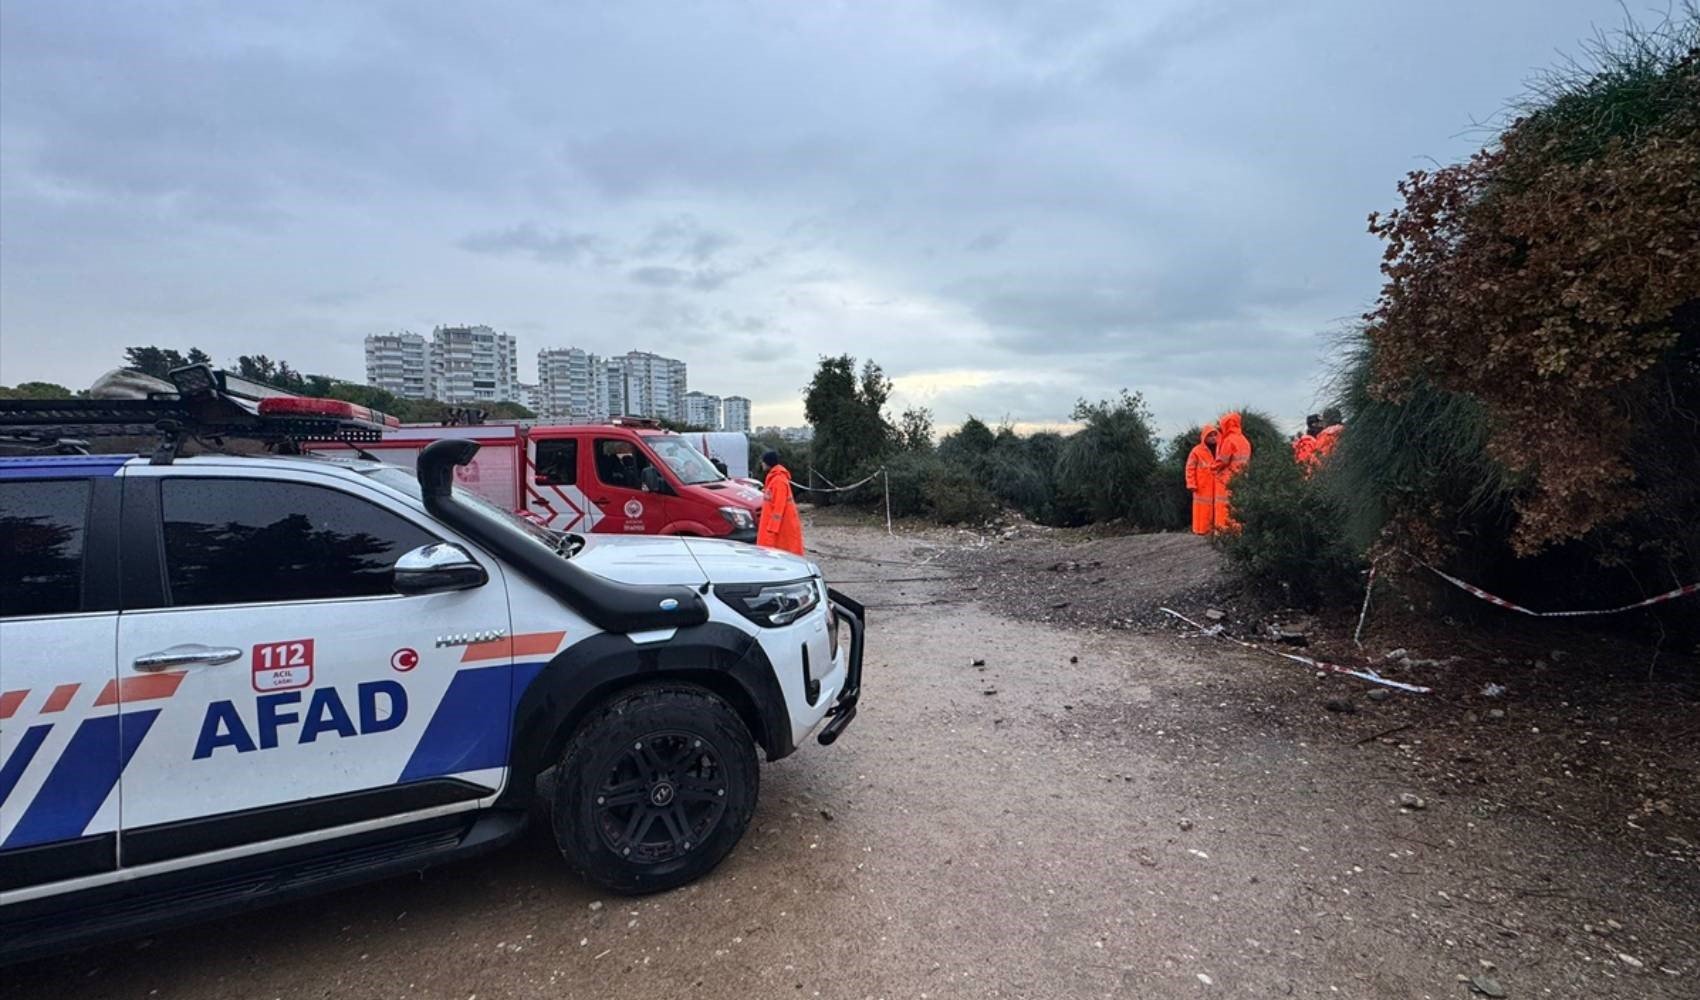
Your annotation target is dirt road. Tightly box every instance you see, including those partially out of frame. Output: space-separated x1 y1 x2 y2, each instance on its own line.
7 524 1695 998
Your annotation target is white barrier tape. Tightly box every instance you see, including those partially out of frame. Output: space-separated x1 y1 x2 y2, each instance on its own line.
793 468 884 494
792 467 895 536
1159 607 1433 693
1413 558 1698 618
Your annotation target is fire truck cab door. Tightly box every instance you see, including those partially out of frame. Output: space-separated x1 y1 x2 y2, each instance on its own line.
524 433 603 532
586 437 670 534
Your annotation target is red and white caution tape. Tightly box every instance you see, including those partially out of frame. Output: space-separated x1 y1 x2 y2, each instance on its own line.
1159 607 1432 693
1415 560 1698 618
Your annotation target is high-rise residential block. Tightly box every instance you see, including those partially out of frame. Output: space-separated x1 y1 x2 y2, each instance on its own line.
363 331 430 399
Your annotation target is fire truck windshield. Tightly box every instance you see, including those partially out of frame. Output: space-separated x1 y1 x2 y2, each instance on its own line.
647 436 724 486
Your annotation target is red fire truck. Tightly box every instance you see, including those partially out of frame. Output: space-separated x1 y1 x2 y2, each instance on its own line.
316 419 763 540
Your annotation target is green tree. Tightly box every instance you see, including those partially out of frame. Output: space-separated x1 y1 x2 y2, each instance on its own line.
123 347 188 379
486 401 537 420
1054 391 1163 526
938 416 994 463
898 406 935 452
803 355 896 487
0 381 76 399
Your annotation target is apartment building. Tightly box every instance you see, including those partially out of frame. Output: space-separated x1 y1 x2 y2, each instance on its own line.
606 351 688 422
537 347 609 422
722 395 752 433
429 325 518 403
683 391 723 430
363 331 431 399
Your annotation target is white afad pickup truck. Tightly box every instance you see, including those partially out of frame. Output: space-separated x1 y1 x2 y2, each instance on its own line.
0 367 864 963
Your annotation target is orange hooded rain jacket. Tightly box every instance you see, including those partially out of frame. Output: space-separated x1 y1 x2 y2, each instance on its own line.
1213 412 1252 530
757 463 805 555
1185 424 1219 535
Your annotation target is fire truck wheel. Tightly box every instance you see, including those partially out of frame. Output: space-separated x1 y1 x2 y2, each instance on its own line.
552 684 759 894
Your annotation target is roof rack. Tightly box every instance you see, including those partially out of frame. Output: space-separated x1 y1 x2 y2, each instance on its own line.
0 364 399 465
609 415 663 429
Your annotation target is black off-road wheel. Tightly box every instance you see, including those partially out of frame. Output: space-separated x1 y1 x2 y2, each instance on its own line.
552 685 759 894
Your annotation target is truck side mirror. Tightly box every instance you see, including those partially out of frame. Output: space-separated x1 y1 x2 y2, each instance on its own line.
394 543 488 595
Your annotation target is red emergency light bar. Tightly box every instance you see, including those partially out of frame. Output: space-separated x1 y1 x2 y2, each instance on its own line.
257 396 401 429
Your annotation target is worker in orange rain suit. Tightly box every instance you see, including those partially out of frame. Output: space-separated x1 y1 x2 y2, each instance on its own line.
1184 424 1221 535
1213 412 1252 530
1313 407 1345 463
756 449 805 555
1293 413 1324 474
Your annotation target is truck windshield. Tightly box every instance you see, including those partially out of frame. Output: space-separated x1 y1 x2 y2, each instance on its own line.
647 437 724 486
365 466 567 555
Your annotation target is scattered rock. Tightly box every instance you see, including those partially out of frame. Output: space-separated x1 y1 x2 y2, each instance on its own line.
982 688 998 696
1464 711 1480 724
819 808 834 822
1196 972 1214 986
1399 793 1427 810
1488 709 1506 721
1204 608 1226 622
1324 699 1357 714
1618 953 1645 970
971 658 986 667
1069 655 1079 664
1480 683 1507 698
1469 973 1508 998
1178 818 1194 832
1367 689 1392 703
588 901 603 912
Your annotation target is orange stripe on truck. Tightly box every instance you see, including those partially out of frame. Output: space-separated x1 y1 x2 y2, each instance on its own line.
41 684 80 713
93 672 187 707
460 631 567 663
0 690 25 720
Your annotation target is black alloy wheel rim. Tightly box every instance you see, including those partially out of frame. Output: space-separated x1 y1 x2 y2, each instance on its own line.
593 730 729 864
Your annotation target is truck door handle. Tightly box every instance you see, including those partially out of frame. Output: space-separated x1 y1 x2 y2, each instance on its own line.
134 644 243 672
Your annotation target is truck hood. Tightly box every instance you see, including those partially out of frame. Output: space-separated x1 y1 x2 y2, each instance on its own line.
571 534 817 587
571 535 709 587
685 478 765 510
682 536 818 585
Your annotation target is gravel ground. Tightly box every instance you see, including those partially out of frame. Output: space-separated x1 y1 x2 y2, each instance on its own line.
6 520 1696 999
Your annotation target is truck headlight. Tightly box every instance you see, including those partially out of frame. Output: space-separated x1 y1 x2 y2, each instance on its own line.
719 506 755 531
716 579 820 627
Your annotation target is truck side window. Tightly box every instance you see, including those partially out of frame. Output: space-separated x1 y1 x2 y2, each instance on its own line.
161 479 437 607
0 480 90 618
535 439 577 486
594 439 657 491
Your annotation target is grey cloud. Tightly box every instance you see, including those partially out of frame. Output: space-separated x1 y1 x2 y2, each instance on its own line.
627 266 733 292
964 229 1012 253
637 215 737 263
459 224 609 264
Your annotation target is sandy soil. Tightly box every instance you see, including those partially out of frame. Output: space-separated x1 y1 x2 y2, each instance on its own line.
5 521 1695 999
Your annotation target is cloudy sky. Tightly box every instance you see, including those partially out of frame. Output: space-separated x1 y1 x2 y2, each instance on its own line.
0 0 1617 433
